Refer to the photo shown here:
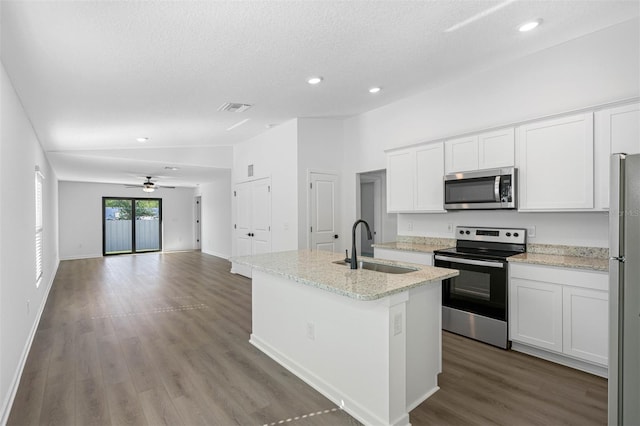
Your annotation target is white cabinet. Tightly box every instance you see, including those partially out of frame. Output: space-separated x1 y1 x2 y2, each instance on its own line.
478 128 516 170
445 135 478 173
386 142 444 213
516 113 594 211
594 102 640 210
509 263 608 373
562 286 608 365
232 178 272 277
387 149 414 212
415 143 445 212
373 247 433 266
510 277 563 352
444 128 514 174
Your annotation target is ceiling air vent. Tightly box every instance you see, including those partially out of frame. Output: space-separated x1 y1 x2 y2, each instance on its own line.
217 102 253 113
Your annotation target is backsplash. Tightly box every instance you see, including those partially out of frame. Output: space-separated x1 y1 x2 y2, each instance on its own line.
527 243 609 259
397 235 456 247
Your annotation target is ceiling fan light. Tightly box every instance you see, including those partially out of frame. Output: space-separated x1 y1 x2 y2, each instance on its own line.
142 186 155 193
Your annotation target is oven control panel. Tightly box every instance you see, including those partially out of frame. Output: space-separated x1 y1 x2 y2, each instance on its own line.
455 226 526 245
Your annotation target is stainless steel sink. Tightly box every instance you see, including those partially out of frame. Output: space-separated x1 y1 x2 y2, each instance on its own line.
332 260 417 274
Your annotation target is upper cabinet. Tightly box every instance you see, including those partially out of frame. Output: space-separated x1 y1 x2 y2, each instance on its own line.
387 149 415 212
444 128 515 174
387 142 445 213
516 113 594 211
444 135 478 173
594 102 640 210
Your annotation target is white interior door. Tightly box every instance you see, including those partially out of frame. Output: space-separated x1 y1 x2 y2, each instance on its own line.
234 182 252 258
310 172 339 252
251 178 271 255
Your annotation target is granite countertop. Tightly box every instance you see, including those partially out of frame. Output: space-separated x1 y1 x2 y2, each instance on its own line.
231 249 459 301
373 236 455 254
508 244 609 272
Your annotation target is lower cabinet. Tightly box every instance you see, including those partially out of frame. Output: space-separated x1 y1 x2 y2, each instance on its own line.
373 247 433 266
509 263 608 375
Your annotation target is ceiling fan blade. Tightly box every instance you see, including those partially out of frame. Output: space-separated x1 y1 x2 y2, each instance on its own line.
124 185 143 188
157 185 176 189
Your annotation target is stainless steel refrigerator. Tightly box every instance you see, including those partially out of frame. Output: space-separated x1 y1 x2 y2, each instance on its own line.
609 153 640 426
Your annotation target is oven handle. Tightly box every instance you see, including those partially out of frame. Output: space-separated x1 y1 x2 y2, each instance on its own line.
434 255 504 269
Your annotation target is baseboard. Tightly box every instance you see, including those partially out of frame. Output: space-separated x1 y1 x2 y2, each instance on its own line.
59 253 102 260
201 250 230 260
249 334 409 426
406 382 440 412
0 257 59 425
511 342 608 378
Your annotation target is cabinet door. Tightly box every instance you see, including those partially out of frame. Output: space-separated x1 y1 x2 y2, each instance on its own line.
445 136 478 173
387 149 415 212
517 113 594 211
594 103 640 210
562 286 608 365
478 128 515 169
415 142 445 212
510 278 563 352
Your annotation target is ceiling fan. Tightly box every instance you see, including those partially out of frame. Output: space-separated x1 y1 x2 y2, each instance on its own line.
125 176 175 193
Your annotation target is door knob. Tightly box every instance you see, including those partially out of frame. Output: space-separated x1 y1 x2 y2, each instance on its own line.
334 234 339 239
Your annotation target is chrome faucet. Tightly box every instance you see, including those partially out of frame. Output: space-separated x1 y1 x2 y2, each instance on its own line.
351 219 373 269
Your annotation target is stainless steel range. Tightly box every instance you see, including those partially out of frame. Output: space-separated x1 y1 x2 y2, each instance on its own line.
433 226 526 349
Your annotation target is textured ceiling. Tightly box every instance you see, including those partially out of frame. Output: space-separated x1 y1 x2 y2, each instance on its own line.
1 1 639 187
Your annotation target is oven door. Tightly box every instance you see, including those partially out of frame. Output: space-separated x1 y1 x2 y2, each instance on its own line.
434 254 507 321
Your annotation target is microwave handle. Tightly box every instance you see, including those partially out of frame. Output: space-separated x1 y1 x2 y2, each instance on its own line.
494 176 500 202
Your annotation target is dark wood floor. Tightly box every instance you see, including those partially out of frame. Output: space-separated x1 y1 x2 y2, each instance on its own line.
8 251 607 426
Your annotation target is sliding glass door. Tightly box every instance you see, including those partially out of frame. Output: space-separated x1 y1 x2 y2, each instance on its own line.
103 198 162 255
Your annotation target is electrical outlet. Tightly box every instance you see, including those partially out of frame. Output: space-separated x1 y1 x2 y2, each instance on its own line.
393 313 403 336
527 226 536 238
306 322 315 341
447 223 453 233
407 222 413 231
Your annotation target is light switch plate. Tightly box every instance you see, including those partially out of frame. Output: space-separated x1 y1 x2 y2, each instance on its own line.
527 226 536 238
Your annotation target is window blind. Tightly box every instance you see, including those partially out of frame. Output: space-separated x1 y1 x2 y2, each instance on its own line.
35 168 43 286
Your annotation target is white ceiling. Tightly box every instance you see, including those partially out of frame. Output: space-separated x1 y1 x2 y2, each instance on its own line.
2 1 638 188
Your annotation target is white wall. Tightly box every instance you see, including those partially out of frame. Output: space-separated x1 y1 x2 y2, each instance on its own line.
342 19 640 248
196 171 232 259
0 63 59 423
297 118 345 249
58 181 196 259
233 119 299 252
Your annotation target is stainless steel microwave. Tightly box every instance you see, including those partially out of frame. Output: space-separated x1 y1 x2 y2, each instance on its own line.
443 167 517 210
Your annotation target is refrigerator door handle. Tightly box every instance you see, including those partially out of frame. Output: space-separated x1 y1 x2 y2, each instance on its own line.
609 154 625 259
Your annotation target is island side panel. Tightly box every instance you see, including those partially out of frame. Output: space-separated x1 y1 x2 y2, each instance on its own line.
250 269 412 426
406 283 442 411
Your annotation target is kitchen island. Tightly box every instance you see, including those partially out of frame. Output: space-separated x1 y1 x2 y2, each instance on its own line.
232 250 458 426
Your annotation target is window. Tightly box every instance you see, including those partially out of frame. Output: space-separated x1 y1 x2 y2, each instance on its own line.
35 167 44 286
102 197 162 255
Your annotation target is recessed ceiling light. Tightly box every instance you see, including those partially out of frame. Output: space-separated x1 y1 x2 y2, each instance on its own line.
369 87 382 94
307 76 323 85
519 19 542 32
136 137 149 143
